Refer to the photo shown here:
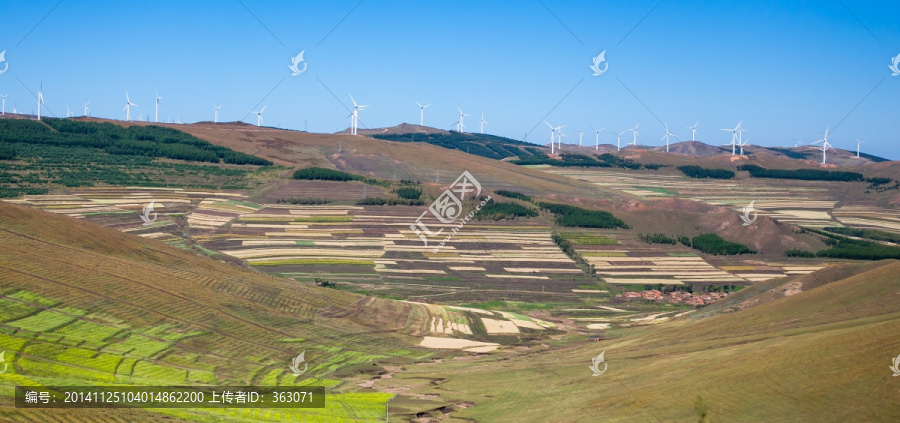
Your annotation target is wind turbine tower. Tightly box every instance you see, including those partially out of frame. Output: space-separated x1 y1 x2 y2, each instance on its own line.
83 101 90 117
576 130 583 146
616 130 627 151
456 107 470 133
214 104 222 123
415 101 430 126
687 122 698 141
544 121 557 155
592 127 605 150
661 124 679 153
349 94 369 135
478 113 488 134
856 138 865 158
154 90 162 123
1 94 7 115
123 92 138 122
629 123 640 146
37 84 44 120
812 128 835 164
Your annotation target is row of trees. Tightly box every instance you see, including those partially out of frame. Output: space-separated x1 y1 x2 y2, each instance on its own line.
495 189 532 202
738 165 864 182
538 202 630 229
0 119 272 165
689 233 756 255
372 132 539 160
638 233 678 245
511 153 661 170
476 201 538 220
677 165 735 179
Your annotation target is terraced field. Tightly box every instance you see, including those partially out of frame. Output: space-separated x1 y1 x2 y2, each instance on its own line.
550 169 847 228
562 229 824 287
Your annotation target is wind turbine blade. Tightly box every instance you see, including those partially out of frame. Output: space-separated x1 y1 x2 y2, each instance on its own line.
416 101 422 108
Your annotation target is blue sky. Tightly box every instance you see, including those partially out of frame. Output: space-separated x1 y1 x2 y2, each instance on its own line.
1 1 898 158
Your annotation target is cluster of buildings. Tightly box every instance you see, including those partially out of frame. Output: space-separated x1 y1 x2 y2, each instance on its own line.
621 289 729 306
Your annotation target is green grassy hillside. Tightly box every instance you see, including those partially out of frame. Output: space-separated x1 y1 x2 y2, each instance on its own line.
0 201 427 422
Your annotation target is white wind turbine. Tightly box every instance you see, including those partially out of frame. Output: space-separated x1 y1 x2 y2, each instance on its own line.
478 113 488 134
83 101 90 117
0 94 6 115
736 123 747 155
37 83 44 120
123 91 138 122
616 130 627 151
213 104 222 123
661 124 679 152
349 94 369 135
154 90 162 123
66 106 72 118
855 138 865 158
456 107 470 133
591 127 606 150
687 121 699 141
250 106 266 127
812 127 835 164
720 121 741 155
544 121 557 155
576 130 584 146
629 123 640 146
415 101 430 126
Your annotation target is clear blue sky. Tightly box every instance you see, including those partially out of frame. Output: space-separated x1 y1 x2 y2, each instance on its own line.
2 1 898 158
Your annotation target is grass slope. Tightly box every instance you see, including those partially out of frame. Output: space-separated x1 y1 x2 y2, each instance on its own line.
389 260 900 421
0 201 427 422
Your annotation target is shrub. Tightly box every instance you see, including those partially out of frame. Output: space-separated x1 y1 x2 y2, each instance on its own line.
785 249 816 258
394 187 422 200
638 233 677 245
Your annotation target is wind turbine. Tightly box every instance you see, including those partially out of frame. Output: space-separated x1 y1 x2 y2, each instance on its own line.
591 127 606 150
213 104 222 123
792 137 802 148
661 124 679 152
687 122 699 141
154 90 161 122
855 138 865 158
629 123 640 146
415 101 430 126
736 123 746 154
576 130 584 146
456 107 470 133
812 127 835 164
616 130 627 151
720 122 740 155
478 113 488 134
83 101 90 117
66 106 72 118
250 106 266 127
737 136 749 156
37 83 43 120
349 94 369 135
544 121 557 155
123 92 138 122
0 94 6 115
